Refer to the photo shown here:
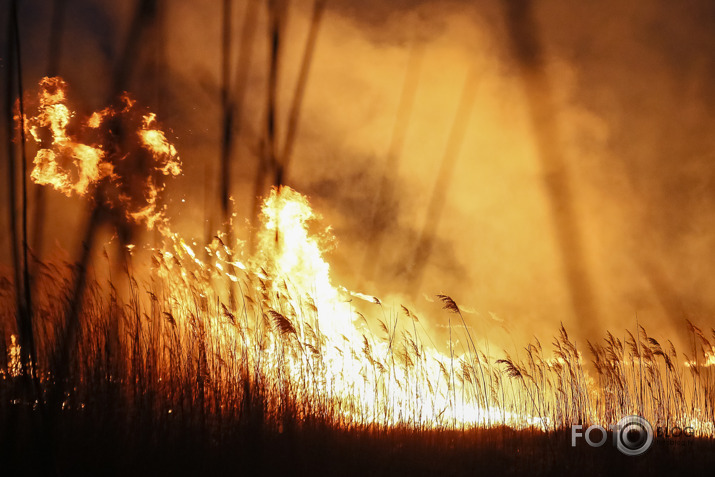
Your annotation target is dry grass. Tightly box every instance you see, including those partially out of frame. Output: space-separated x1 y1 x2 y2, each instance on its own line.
1 252 714 435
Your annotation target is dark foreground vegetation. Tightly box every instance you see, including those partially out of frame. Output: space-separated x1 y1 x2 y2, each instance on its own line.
1 261 715 477
3 402 715 477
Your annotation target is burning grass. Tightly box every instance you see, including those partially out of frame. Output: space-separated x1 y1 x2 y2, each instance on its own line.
2 218 715 475
3 77 715 475
3 249 715 433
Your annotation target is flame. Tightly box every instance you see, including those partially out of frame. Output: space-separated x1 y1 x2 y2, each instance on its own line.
26 77 505 428
24 77 181 230
257 187 338 322
149 186 533 428
685 347 715 368
21 73 549 426
8 335 21 378
139 113 181 176
20 78 715 433
26 77 111 196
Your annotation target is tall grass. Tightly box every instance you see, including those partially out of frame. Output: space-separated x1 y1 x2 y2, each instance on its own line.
2 250 714 439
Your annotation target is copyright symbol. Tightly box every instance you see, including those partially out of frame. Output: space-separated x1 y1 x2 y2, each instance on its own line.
615 415 653 456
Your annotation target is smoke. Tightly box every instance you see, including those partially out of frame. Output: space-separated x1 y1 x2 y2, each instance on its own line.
3 0 715 351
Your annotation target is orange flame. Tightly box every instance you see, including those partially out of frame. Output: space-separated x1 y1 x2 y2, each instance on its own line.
152 186 533 428
26 77 111 196
25 78 712 434
18 78 559 430
24 77 181 230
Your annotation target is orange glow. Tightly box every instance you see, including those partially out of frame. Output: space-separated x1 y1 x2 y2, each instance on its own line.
26 77 110 196
8 335 21 378
24 77 182 230
146 185 546 428
20 77 715 435
139 113 181 176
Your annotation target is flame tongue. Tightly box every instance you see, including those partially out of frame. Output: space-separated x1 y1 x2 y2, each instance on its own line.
27 77 109 196
24 77 181 230
259 187 337 309
21 78 540 429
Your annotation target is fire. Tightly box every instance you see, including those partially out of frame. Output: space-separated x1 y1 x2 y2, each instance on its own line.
16 77 554 429
8 335 21 378
258 187 337 320
139 113 181 175
18 77 715 434
685 347 715 368
150 185 525 428
26 77 110 196
23 77 181 230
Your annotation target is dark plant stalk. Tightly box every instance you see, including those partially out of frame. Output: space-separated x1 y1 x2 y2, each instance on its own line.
13 0 35 377
447 311 455 426
250 0 286 250
266 0 283 179
360 37 423 286
636 317 643 414
275 0 326 187
217 0 258 254
5 0 23 369
112 0 157 95
53 0 156 411
217 0 241 305
31 0 67 264
407 65 479 295
220 0 233 218
229 0 258 146
501 0 599 335
52 204 101 387
6 0 40 398
7 2 58 474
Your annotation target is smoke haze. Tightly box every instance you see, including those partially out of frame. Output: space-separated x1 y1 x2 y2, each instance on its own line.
3 0 715 351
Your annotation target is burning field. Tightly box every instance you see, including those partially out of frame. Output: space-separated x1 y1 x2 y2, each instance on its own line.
2 0 715 476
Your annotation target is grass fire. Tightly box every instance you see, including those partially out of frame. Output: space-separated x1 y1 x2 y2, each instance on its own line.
2 1 715 476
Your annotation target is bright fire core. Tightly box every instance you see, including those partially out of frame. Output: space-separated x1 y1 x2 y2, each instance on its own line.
14 77 715 434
